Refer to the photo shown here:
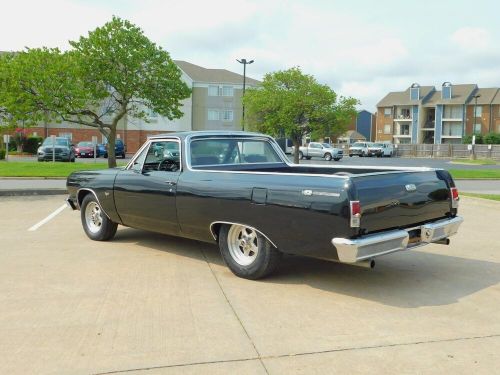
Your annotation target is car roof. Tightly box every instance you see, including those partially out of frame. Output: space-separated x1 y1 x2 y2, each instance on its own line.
148 131 268 141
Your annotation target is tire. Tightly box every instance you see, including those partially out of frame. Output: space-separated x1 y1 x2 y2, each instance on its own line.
122 153 126 159
219 224 282 280
104 153 108 158
80 194 117 241
349 154 353 157
324 153 332 161
334 158 341 161
306 156 312 160
298 151 304 160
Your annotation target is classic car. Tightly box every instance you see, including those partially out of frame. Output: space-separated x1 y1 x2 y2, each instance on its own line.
66 131 463 279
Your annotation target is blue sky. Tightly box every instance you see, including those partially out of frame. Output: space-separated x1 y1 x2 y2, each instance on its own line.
1 0 499 110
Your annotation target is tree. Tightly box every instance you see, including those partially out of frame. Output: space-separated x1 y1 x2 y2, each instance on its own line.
0 16 191 167
243 67 358 163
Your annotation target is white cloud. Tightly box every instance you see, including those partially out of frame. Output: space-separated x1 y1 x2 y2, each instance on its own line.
450 27 492 51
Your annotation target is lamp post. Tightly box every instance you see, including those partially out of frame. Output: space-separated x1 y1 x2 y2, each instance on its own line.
471 94 481 160
237 58 254 130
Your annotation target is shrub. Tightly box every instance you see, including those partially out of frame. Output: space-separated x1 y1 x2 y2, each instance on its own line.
23 136 43 154
462 134 483 144
0 149 5 160
483 132 500 145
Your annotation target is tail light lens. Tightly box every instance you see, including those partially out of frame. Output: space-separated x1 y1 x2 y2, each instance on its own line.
350 200 361 227
450 187 459 208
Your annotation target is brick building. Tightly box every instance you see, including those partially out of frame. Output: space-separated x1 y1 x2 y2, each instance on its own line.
376 83 500 144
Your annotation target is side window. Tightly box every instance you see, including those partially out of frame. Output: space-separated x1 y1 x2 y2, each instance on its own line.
143 141 180 172
131 145 149 172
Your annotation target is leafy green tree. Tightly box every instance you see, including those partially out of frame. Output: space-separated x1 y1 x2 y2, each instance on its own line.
243 67 358 163
0 16 191 167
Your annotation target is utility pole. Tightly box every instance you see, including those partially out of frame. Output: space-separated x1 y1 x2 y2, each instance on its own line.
237 59 254 131
471 94 481 160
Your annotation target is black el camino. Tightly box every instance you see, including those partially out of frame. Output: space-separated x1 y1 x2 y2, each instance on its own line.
66 131 463 279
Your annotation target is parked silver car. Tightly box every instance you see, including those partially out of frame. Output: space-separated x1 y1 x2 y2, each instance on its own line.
298 142 343 161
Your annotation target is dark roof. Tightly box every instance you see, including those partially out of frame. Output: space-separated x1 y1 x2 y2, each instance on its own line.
377 86 435 107
174 60 260 86
466 88 499 105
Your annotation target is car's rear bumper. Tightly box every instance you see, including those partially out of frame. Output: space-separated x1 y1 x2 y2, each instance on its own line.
332 216 464 263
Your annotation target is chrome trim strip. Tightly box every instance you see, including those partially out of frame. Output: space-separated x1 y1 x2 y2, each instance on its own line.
77 188 111 220
209 221 278 248
332 216 463 263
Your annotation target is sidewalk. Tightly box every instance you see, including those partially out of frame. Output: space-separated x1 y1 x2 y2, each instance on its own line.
1 178 499 196
0 178 67 196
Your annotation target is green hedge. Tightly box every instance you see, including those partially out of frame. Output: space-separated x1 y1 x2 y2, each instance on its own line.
463 133 500 145
0 149 5 160
23 136 43 154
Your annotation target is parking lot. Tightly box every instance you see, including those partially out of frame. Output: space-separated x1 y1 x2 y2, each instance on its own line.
1 195 499 374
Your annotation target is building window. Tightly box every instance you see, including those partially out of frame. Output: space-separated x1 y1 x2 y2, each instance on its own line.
473 106 482 117
222 110 233 121
208 110 220 121
443 105 463 119
384 108 392 117
384 124 391 134
208 85 219 96
222 86 234 97
474 123 482 133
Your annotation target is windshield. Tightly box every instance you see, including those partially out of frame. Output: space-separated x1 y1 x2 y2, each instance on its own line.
373 143 384 147
190 138 283 167
322 143 332 148
42 138 69 146
77 142 93 147
352 143 364 147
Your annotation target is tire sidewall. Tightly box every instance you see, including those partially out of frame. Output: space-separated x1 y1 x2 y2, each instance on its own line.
219 225 273 279
80 194 116 241
324 153 332 161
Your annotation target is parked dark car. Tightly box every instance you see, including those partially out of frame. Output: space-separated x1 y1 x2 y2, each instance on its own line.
66 131 463 279
104 139 126 158
75 141 98 158
96 144 106 157
38 137 75 162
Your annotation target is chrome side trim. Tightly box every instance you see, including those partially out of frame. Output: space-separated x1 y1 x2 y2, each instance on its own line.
77 188 111 220
209 221 278 248
332 216 464 264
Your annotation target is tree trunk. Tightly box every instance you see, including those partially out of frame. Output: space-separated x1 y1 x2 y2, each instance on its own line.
107 126 117 168
293 139 301 164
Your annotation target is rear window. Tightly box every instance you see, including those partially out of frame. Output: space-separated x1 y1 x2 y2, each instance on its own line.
190 138 282 167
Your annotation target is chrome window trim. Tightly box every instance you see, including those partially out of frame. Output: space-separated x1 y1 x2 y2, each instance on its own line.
209 221 278 248
126 137 182 172
77 188 111 219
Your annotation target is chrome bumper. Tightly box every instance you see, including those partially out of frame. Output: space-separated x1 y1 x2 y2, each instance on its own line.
332 216 464 263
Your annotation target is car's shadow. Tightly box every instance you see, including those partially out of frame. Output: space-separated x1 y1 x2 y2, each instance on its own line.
113 227 500 309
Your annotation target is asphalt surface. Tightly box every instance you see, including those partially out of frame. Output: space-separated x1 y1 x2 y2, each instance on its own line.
0 195 499 374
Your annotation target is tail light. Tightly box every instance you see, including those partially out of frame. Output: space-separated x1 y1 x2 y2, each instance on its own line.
450 187 459 208
350 200 361 227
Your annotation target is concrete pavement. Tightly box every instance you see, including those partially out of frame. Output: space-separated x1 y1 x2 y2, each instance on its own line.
0 195 499 374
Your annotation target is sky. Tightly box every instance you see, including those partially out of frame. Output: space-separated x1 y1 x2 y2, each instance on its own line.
1 0 499 110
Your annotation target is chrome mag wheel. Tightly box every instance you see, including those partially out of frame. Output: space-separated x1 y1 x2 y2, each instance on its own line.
85 201 103 234
227 225 259 266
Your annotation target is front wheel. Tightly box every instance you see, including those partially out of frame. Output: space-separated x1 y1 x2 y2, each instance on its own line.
219 224 282 279
298 151 304 160
81 194 117 241
324 153 332 161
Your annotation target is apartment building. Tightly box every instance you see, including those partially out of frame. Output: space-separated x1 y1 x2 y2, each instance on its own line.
376 83 500 144
9 60 260 153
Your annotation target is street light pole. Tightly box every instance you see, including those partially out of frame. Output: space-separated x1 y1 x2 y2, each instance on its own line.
471 94 481 160
237 58 254 131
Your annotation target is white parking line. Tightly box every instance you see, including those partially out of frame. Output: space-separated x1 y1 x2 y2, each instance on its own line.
28 204 68 231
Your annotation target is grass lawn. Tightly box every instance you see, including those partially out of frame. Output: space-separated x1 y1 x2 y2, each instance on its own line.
451 159 498 165
461 193 500 201
448 169 500 179
0 161 125 177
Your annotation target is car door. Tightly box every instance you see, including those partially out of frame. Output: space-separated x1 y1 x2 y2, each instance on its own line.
310 143 321 157
113 139 181 235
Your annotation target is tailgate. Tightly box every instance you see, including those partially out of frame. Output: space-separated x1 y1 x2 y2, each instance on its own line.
351 171 452 233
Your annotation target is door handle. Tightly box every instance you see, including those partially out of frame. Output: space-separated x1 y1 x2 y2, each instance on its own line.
165 181 177 186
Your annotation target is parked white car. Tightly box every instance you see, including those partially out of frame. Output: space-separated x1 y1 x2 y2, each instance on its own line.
348 142 372 157
298 142 343 161
368 142 394 157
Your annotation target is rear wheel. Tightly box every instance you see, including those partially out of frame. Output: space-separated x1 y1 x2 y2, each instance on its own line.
218 224 281 279
305 156 312 160
298 151 304 160
81 194 117 241
324 153 332 161
334 158 341 161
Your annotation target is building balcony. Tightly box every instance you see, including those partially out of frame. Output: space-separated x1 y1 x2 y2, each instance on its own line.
441 117 462 121
393 133 411 138
393 115 412 122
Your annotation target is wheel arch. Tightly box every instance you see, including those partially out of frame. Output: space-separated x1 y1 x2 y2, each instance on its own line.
209 221 278 248
77 188 111 219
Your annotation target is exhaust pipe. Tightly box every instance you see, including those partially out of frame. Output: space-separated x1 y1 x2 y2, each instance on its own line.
434 238 450 245
351 259 375 269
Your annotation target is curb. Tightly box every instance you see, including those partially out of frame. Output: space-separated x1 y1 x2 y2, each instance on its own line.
0 189 67 197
